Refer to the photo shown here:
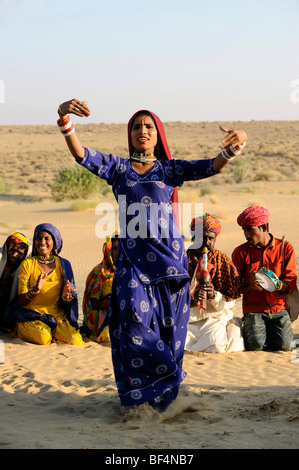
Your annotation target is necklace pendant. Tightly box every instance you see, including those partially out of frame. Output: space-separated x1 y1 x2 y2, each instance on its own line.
131 152 157 163
37 254 55 265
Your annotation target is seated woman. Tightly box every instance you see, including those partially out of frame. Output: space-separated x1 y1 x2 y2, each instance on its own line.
7 223 84 345
0 232 31 331
82 232 118 342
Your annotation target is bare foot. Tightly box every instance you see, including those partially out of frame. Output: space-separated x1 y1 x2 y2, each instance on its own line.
120 405 137 416
120 403 159 421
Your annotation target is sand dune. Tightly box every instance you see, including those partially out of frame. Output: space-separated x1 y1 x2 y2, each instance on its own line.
0 122 299 450
1 195 298 450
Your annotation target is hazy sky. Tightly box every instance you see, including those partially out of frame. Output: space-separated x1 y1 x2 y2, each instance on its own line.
0 0 298 125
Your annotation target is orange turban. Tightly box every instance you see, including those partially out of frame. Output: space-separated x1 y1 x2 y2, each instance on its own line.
237 206 270 226
190 213 221 236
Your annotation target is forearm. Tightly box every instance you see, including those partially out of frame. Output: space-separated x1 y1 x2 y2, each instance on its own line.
277 280 290 294
64 130 85 161
57 99 91 161
212 152 230 172
18 286 40 306
212 141 246 172
57 114 85 160
19 293 32 306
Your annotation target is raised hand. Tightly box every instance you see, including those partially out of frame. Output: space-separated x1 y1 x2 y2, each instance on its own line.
62 280 73 302
219 125 247 149
58 99 91 118
36 272 47 291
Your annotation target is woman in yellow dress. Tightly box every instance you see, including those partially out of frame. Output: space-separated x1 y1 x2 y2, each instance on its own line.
8 223 84 345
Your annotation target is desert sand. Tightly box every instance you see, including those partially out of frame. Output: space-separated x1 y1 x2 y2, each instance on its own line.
0 121 298 451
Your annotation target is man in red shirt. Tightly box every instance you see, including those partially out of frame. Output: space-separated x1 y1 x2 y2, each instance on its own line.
232 206 296 351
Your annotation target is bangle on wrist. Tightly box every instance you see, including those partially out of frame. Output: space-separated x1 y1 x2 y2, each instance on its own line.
277 281 283 291
221 150 236 162
57 114 70 126
62 294 73 302
57 114 75 137
221 140 247 161
29 286 40 296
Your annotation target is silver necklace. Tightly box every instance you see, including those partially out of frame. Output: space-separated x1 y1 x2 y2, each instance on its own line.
131 153 157 163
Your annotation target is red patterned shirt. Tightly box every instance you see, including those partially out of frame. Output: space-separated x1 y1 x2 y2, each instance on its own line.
232 236 297 314
187 248 241 302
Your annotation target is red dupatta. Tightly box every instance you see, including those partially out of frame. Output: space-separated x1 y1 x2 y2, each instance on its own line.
127 110 180 230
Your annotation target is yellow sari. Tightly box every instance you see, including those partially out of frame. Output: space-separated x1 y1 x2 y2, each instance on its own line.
14 257 83 345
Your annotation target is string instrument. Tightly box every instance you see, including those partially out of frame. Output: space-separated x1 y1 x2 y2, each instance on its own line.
190 247 211 315
195 247 211 314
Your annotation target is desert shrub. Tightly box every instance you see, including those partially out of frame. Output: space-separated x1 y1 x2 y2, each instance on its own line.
70 199 99 211
49 166 109 202
199 184 213 196
254 172 274 182
0 177 11 193
232 157 251 183
0 177 6 192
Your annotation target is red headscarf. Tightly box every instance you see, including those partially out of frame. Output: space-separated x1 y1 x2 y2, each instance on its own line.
237 205 270 227
127 110 179 229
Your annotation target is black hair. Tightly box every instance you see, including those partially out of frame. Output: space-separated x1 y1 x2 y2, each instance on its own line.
131 111 162 159
33 230 57 256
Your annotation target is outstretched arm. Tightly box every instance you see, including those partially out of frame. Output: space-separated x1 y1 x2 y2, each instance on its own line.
212 126 247 172
57 99 91 161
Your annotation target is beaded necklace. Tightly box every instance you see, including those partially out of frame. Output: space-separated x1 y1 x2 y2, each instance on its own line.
130 152 157 163
37 254 55 265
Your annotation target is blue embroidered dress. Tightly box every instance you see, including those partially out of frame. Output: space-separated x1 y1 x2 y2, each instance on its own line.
80 148 218 410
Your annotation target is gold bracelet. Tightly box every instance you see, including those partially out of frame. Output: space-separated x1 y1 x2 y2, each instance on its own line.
277 281 283 291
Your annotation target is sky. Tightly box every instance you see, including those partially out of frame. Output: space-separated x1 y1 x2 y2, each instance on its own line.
0 0 298 125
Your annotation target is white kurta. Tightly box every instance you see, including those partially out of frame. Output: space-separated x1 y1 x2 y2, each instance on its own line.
185 291 244 353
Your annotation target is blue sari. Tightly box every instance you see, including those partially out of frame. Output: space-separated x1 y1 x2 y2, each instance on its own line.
80 145 218 411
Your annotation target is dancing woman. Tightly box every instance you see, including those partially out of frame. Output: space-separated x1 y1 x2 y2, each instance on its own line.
57 99 247 413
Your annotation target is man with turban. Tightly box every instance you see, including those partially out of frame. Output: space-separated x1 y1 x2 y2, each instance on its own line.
0 233 31 331
232 206 296 351
185 213 244 353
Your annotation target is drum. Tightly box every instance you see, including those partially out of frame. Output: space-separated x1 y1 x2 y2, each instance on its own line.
255 267 281 292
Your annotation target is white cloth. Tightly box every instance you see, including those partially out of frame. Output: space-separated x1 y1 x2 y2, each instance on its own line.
185 291 244 353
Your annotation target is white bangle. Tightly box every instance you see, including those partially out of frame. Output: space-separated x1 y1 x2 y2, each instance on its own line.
29 287 40 296
221 140 246 161
236 141 247 150
221 151 236 162
59 120 73 132
63 127 75 137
